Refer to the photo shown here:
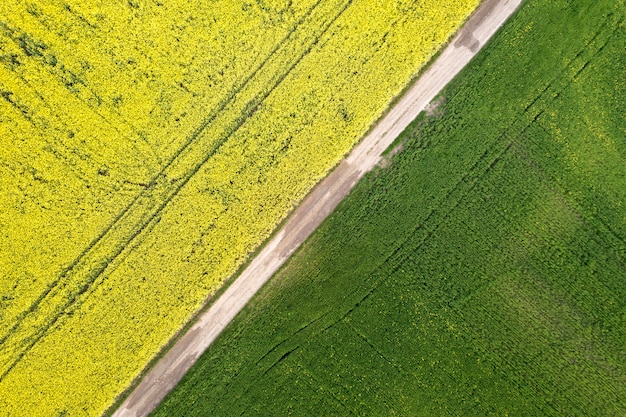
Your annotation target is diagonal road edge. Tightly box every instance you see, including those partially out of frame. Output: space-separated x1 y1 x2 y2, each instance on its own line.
111 1 523 415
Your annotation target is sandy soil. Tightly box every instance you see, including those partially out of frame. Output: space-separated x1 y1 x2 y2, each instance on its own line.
111 1 523 415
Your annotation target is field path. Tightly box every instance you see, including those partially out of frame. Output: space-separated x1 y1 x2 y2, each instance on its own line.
111 0 522 415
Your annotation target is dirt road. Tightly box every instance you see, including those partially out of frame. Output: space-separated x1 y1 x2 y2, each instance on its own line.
111 1 522 415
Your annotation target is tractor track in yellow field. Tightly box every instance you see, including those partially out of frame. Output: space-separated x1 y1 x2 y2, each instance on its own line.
0 0 351 381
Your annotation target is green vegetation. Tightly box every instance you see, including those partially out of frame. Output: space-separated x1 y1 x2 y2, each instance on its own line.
153 0 626 415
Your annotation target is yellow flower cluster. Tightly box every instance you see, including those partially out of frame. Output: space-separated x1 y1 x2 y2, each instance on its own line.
0 0 478 415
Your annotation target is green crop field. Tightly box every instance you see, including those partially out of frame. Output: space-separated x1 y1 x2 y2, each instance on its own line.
153 0 626 415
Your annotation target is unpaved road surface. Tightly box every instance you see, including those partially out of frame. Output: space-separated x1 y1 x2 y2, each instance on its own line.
111 1 522 415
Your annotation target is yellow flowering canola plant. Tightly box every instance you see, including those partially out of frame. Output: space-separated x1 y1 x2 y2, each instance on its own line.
0 0 479 415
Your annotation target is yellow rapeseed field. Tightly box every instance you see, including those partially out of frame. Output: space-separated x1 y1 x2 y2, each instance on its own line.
0 0 478 415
